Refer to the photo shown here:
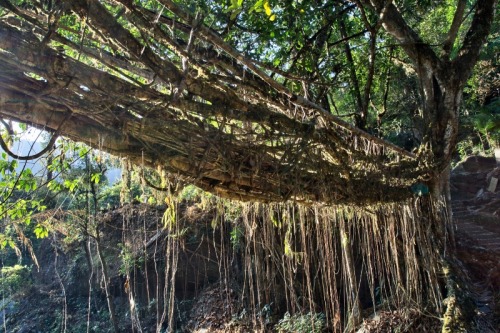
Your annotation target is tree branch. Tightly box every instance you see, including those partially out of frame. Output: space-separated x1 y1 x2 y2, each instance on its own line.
157 0 415 159
0 0 426 204
454 0 497 84
339 19 364 128
362 0 440 70
441 0 467 59
0 112 69 161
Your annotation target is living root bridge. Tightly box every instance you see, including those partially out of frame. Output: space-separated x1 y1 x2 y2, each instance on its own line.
0 0 423 205
180 197 450 331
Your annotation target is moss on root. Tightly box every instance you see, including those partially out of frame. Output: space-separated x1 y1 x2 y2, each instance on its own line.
441 262 476 333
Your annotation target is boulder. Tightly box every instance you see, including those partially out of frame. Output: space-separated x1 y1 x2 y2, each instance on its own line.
451 155 498 200
459 156 496 173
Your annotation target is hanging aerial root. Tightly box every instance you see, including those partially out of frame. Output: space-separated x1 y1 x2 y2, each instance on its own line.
235 197 447 331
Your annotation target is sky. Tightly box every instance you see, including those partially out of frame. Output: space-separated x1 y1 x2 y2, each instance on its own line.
1 122 121 184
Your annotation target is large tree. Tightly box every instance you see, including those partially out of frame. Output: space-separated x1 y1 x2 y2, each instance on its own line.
365 0 496 195
0 0 497 330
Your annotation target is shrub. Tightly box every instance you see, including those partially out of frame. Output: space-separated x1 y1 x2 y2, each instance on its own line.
0 264 31 296
275 312 326 333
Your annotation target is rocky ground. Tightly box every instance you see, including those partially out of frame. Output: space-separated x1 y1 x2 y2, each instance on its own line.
451 155 500 332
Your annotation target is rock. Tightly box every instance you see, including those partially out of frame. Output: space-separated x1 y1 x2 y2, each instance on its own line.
451 155 498 200
486 167 500 186
460 156 496 173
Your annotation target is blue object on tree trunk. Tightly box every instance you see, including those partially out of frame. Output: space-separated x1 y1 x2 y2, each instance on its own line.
411 183 429 196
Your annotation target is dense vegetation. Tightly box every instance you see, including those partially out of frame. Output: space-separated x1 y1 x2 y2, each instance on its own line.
0 0 498 332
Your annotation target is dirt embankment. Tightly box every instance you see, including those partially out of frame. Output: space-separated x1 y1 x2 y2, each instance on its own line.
451 155 500 331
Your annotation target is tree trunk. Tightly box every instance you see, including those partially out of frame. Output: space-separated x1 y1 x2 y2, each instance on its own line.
418 66 463 248
418 68 475 332
419 68 462 169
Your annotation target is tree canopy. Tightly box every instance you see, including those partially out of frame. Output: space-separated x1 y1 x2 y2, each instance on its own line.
0 2 499 331
0 0 497 204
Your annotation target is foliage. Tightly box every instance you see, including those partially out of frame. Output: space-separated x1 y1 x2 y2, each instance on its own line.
472 99 500 147
455 96 500 161
117 242 143 275
0 150 47 257
45 142 111 210
0 264 31 296
275 312 326 333
229 224 243 250
178 184 210 202
98 183 123 209
0 153 41 214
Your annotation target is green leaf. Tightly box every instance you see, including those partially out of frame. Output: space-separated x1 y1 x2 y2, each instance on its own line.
48 180 62 192
34 224 49 239
225 0 243 13
91 172 101 184
230 9 242 20
78 147 89 158
250 0 264 13
64 179 79 192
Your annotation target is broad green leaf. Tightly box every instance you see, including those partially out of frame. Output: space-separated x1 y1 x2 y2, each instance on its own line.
34 224 49 239
250 0 264 13
91 172 101 184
